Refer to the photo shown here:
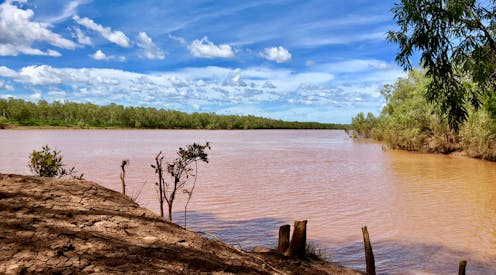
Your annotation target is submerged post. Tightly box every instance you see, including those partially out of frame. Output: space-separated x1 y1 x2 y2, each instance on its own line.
362 226 376 275
458 260 467 275
277 224 290 253
285 220 307 258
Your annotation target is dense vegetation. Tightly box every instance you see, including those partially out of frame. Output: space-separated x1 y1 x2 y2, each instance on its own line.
0 98 346 130
355 0 496 161
352 70 496 161
388 0 496 130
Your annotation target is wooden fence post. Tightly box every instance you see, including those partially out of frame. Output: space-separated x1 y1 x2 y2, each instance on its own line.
362 226 376 275
459 260 467 275
284 220 307 258
277 224 290 253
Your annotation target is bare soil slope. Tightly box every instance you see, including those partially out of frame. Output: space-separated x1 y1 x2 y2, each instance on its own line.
0 174 360 274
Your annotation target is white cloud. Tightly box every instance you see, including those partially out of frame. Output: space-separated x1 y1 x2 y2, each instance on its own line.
259 46 292 63
319 59 393 74
0 80 14 91
74 28 92 45
0 66 18 78
43 0 90 23
47 90 67 97
136 32 165 60
297 32 386 48
73 15 130 47
0 1 76 56
18 65 63 85
90 50 108 60
29 91 42 101
89 50 125 61
168 34 187 45
189 37 234 58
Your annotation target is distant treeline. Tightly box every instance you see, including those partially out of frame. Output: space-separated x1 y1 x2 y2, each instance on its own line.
0 98 347 130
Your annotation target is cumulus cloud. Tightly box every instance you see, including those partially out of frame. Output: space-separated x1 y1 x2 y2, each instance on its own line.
74 28 92 45
73 15 130 47
90 50 108 60
259 46 292 63
29 91 42 101
136 32 165 60
0 1 76 56
18 65 63 85
189 37 234 58
89 50 125 61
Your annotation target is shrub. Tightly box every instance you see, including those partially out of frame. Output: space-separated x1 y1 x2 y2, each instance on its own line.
305 242 328 261
28 145 84 179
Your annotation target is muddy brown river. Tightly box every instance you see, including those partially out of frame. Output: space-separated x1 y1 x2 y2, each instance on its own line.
1 129 495 274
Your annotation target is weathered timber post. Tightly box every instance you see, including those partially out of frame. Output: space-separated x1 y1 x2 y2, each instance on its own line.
284 220 307 258
120 160 129 196
277 224 290 253
459 260 467 275
362 226 376 275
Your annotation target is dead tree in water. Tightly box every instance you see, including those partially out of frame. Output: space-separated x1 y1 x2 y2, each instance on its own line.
120 160 129 195
362 226 376 275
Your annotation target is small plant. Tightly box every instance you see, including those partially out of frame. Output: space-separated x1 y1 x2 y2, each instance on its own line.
29 145 84 179
151 142 210 224
305 242 328 261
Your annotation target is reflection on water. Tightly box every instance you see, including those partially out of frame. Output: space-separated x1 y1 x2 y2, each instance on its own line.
1 129 495 274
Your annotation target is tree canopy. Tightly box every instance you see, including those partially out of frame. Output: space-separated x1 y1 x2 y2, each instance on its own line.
388 0 496 130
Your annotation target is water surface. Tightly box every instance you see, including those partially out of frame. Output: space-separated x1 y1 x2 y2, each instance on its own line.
1 129 495 274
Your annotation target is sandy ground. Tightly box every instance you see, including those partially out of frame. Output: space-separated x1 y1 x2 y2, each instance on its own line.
0 173 361 274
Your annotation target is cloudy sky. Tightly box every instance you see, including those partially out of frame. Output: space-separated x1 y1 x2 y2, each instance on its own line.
0 0 407 123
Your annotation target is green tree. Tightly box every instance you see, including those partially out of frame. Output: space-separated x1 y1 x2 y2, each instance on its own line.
388 0 496 130
29 145 84 179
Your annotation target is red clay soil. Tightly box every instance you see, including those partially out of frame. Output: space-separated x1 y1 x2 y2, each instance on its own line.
0 174 361 274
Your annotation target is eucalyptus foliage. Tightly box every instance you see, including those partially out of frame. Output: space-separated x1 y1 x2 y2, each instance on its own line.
388 0 496 130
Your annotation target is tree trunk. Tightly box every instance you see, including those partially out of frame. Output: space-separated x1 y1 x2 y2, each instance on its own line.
277 224 290 253
362 226 376 275
168 204 173 222
284 220 307 258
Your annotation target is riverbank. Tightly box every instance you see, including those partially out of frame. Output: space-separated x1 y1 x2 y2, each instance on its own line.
0 173 360 274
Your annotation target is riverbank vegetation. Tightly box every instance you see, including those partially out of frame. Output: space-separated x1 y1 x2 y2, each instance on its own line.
0 98 346 130
352 70 496 161
352 0 496 161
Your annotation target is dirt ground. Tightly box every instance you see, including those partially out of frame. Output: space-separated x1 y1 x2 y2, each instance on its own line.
0 173 361 274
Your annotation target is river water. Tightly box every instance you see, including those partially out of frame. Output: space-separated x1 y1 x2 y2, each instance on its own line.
1 129 495 274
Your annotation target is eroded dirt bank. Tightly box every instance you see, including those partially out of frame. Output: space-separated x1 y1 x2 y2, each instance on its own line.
0 174 360 274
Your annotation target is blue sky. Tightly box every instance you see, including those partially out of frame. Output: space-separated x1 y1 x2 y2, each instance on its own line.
0 0 406 123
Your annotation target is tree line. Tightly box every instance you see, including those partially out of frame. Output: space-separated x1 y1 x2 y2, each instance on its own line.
0 98 347 130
